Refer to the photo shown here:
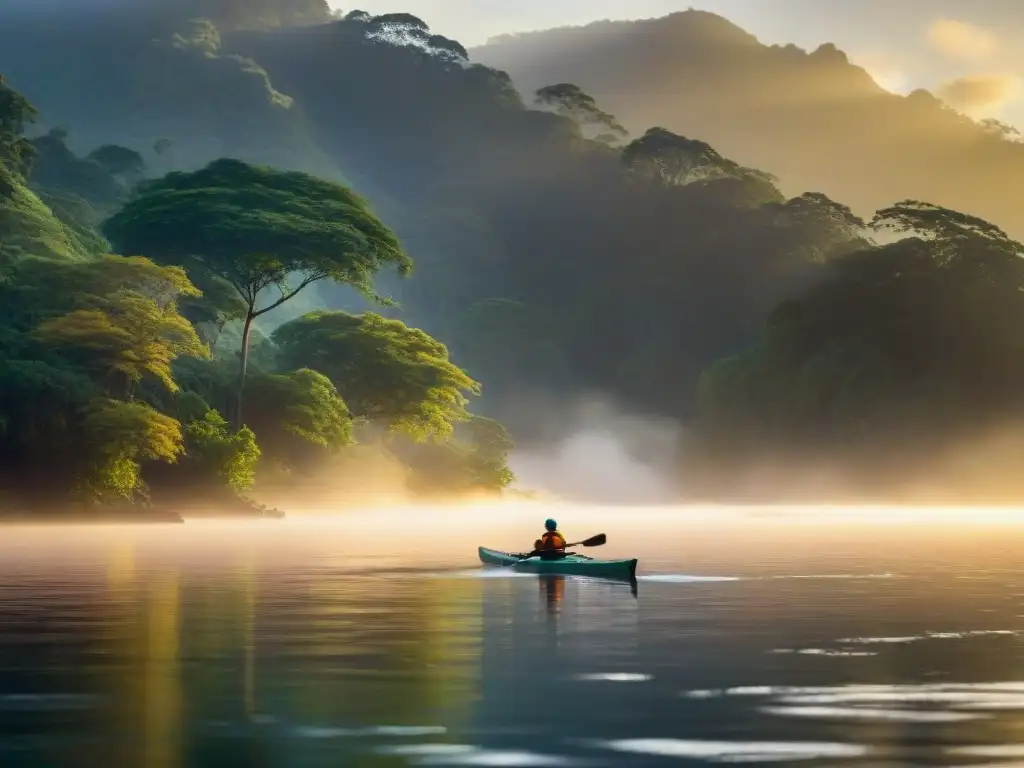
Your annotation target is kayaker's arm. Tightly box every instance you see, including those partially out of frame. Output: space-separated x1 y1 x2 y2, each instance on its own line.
516 533 607 559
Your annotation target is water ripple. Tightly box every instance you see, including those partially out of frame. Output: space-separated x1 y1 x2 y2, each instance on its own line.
760 705 983 723
637 574 741 583
375 744 582 766
770 648 877 657
839 630 1019 644
294 725 447 738
769 573 896 580
575 673 652 682
684 682 1024 727
598 738 868 762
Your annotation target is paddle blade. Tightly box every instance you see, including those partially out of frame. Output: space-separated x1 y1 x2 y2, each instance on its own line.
579 533 607 547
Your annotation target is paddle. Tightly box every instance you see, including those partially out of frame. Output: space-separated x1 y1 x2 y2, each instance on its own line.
570 533 607 548
513 533 607 560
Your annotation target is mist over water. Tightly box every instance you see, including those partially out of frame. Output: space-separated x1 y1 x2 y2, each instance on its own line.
510 431 679 504
508 399 683 504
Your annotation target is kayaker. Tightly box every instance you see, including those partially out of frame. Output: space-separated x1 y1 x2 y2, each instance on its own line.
533 519 567 559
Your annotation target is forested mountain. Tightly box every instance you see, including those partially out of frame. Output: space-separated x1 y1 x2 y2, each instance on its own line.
3 1 1024 505
1 0 331 28
474 11 1024 238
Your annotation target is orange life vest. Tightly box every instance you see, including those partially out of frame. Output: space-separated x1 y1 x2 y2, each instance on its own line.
538 530 566 550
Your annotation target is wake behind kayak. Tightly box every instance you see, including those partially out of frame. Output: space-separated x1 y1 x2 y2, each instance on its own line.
478 546 638 581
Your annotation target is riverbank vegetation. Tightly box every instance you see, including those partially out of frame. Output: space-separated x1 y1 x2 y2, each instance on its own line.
0 73 512 519
3 3 1024 508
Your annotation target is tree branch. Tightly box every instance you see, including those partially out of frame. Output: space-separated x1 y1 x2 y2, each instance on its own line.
252 273 324 318
226 277 248 302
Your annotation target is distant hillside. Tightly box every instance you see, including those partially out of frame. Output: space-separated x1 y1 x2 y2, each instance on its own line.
0 4 333 174
473 10 1024 235
0 5 870 439
8 4 1024 500
0 0 331 29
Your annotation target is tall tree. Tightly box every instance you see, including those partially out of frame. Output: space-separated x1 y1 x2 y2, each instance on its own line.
103 159 411 428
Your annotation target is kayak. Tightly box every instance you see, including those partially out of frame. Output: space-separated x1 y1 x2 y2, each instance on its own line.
478 546 638 581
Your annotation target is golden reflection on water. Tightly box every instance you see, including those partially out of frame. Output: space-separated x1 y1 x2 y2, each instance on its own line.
143 573 182 768
242 558 256 719
42 516 495 768
100 543 182 768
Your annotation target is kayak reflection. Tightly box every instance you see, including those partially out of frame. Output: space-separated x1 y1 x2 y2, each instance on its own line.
539 575 565 614
538 574 638 615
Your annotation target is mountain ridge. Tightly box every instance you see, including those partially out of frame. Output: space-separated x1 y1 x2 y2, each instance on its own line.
472 9 1024 232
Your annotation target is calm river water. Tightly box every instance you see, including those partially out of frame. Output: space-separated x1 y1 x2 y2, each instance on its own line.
1 505 1024 767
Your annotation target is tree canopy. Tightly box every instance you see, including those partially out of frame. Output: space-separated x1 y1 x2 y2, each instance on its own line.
692 201 1024 500
103 158 412 427
243 367 353 470
623 127 776 188
6 6 1024 506
87 145 146 185
0 254 209 506
535 83 628 143
273 310 480 441
0 75 518 516
104 158 411 303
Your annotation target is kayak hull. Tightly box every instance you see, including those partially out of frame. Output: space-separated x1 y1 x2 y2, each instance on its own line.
478 546 638 581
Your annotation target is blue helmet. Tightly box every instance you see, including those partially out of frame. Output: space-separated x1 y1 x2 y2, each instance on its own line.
544 518 558 531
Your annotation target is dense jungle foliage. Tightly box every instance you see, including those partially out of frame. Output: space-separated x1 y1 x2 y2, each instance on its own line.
3 1 1024 509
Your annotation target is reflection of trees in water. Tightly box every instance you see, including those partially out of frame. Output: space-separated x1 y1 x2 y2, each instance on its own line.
183 557 287 766
243 561 255 719
173 560 484 734
143 575 182 768
270 574 483 727
0 546 492 764
101 544 182 768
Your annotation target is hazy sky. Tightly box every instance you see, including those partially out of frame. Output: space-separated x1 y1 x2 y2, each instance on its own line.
331 1 1024 122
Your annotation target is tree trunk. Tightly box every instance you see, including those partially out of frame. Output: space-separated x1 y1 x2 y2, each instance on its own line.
235 309 255 431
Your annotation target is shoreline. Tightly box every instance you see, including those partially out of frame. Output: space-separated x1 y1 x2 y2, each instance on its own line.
0 510 186 524
0 500 288 524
